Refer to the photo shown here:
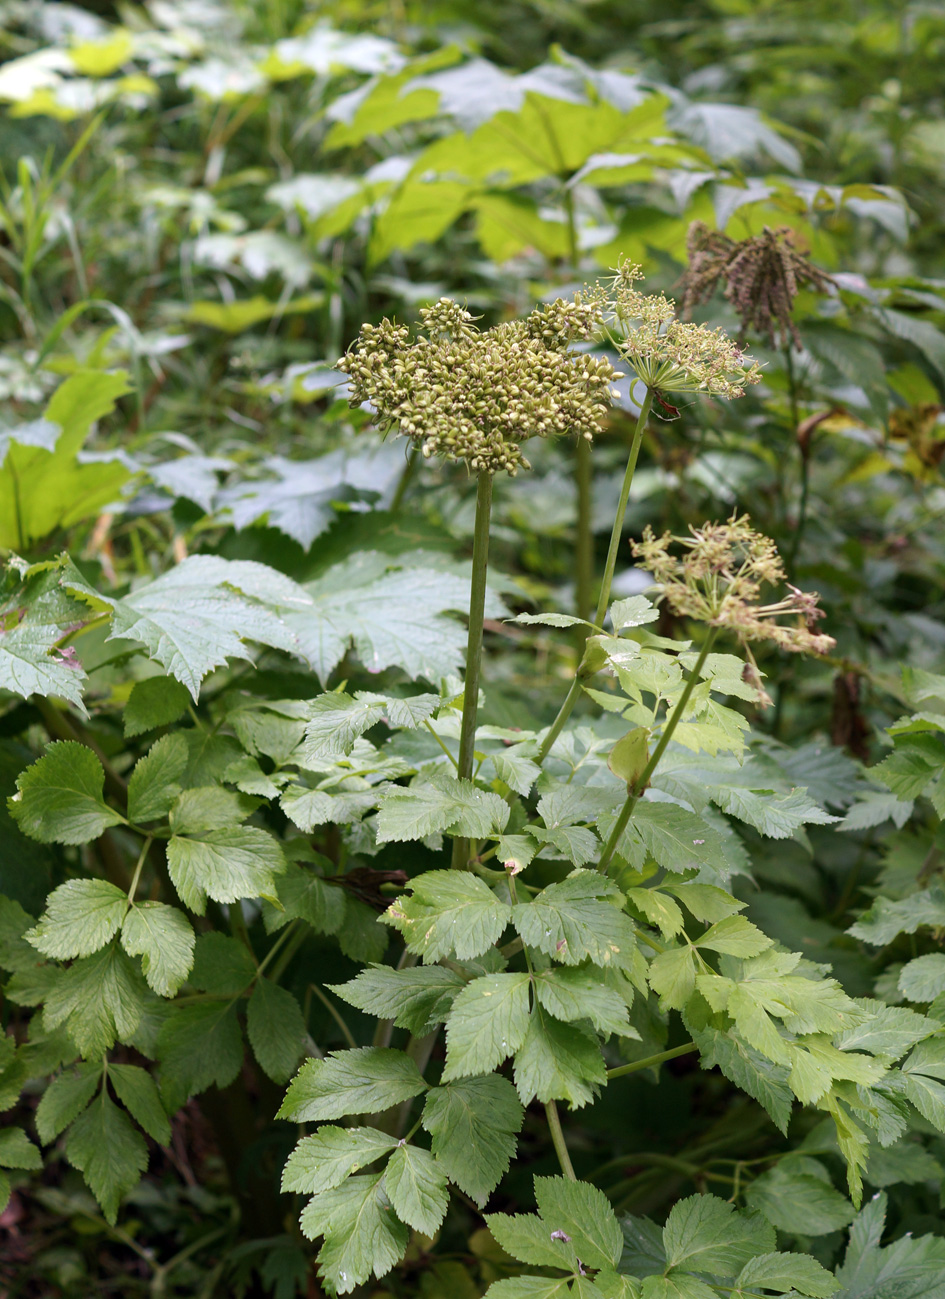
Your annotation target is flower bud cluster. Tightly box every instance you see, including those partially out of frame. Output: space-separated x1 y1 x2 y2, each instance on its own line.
337 295 620 475
633 514 835 656
606 260 762 399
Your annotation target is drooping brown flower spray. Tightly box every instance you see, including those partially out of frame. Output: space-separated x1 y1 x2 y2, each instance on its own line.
680 223 834 349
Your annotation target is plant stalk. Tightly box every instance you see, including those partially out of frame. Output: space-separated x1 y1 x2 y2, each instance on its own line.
575 435 594 631
452 470 494 869
598 630 717 871
606 1041 697 1081
537 389 653 764
545 1100 577 1180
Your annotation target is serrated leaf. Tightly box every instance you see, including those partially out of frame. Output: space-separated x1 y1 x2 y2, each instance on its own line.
697 915 772 958
376 773 509 843
442 973 531 1081
35 1063 101 1143
513 1013 606 1109
169 785 253 834
247 979 306 1083
65 1091 148 1224
338 897 388 963
534 1176 622 1271
300 1172 409 1294
301 693 387 760
166 825 285 914
331 964 464 1035
120 902 195 998
422 1075 523 1206
107 556 310 698
9 741 124 844
511 872 636 968
108 1063 171 1145
384 1143 449 1235
662 1193 775 1277
123 675 191 737
622 802 730 875
735 1252 838 1298
127 734 188 824
872 735 945 799
384 870 511 961
44 942 149 1056
834 1191 945 1298
648 946 697 1011
0 1127 42 1170
899 955 945 1003
189 931 255 995
667 884 744 925
711 784 840 838
282 1126 399 1195
745 1157 856 1235
278 1048 427 1122
691 1026 793 1134
26 879 128 959
155 1003 243 1109
533 967 631 1037
488 1209 579 1269
627 887 685 939
848 888 945 946
262 861 346 936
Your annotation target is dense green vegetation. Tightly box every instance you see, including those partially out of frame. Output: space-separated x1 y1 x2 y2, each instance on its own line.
2 1 945 1295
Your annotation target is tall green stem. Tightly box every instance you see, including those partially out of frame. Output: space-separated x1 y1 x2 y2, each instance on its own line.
598 630 717 872
452 470 494 869
545 1100 577 1180
537 389 654 764
575 435 594 632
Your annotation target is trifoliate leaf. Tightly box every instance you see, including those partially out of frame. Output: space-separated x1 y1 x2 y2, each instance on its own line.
282 1126 398 1195
247 978 306 1083
627 887 685 939
278 1048 428 1122
848 888 945 946
899 954 945 1003
262 861 346 936
300 1172 409 1295
422 1074 523 1207
487 748 541 798
696 915 772 958
835 1000 936 1057
189 931 255 995
43 942 149 1056
513 1013 606 1110
745 1157 855 1235
690 1025 792 1134
533 1176 622 1271
376 773 510 843
35 1062 101 1143
9 741 124 844
26 879 128 959
442 973 531 1081
833 1191 945 1298
533 967 631 1037
0 1127 42 1170
155 1003 243 1109
384 1143 449 1235
124 675 191 737
511 872 636 968
0 565 91 714
107 556 310 698
127 734 188 824
331 964 464 1035
627 803 732 875
662 1194 775 1277
872 735 945 800
384 870 511 961
108 1063 171 1145
710 784 840 838
166 825 285 914
65 1091 148 1224
487 1210 580 1270
735 1252 838 1298
300 693 387 760
120 902 195 998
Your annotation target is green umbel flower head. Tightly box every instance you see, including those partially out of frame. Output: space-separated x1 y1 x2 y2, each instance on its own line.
338 295 620 475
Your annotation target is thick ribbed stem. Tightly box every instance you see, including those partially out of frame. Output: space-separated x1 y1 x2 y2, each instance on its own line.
451 471 493 869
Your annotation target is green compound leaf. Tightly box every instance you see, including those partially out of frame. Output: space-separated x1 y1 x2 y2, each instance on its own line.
533 1175 623 1271
383 870 512 961
9 741 124 845
511 871 637 968
533 967 632 1037
35 1063 102 1144
735 1251 839 1297
166 825 285 914
745 1157 856 1235
120 902 195 998
899 954 945 1003
247 978 306 1084
282 1126 398 1195
262 860 345 936
513 1013 607 1109
441 973 531 1081
690 1025 793 1134
848 888 945 946
278 1048 428 1122
487 1210 580 1270
44 942 149 1056
696 915 772 958
376 773 510 843
26 879 128 959
123 675 191 738
127 733 188 824
64 1091 148 1225
834 1191 945 1298
0 1127 42 1170
422 1075 523 1207
155 1002 244 1110
108 1063 172 1145
384 1143 449 1235
299 1172 409 1295
662 1193 775 1277
331 964 465 1035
